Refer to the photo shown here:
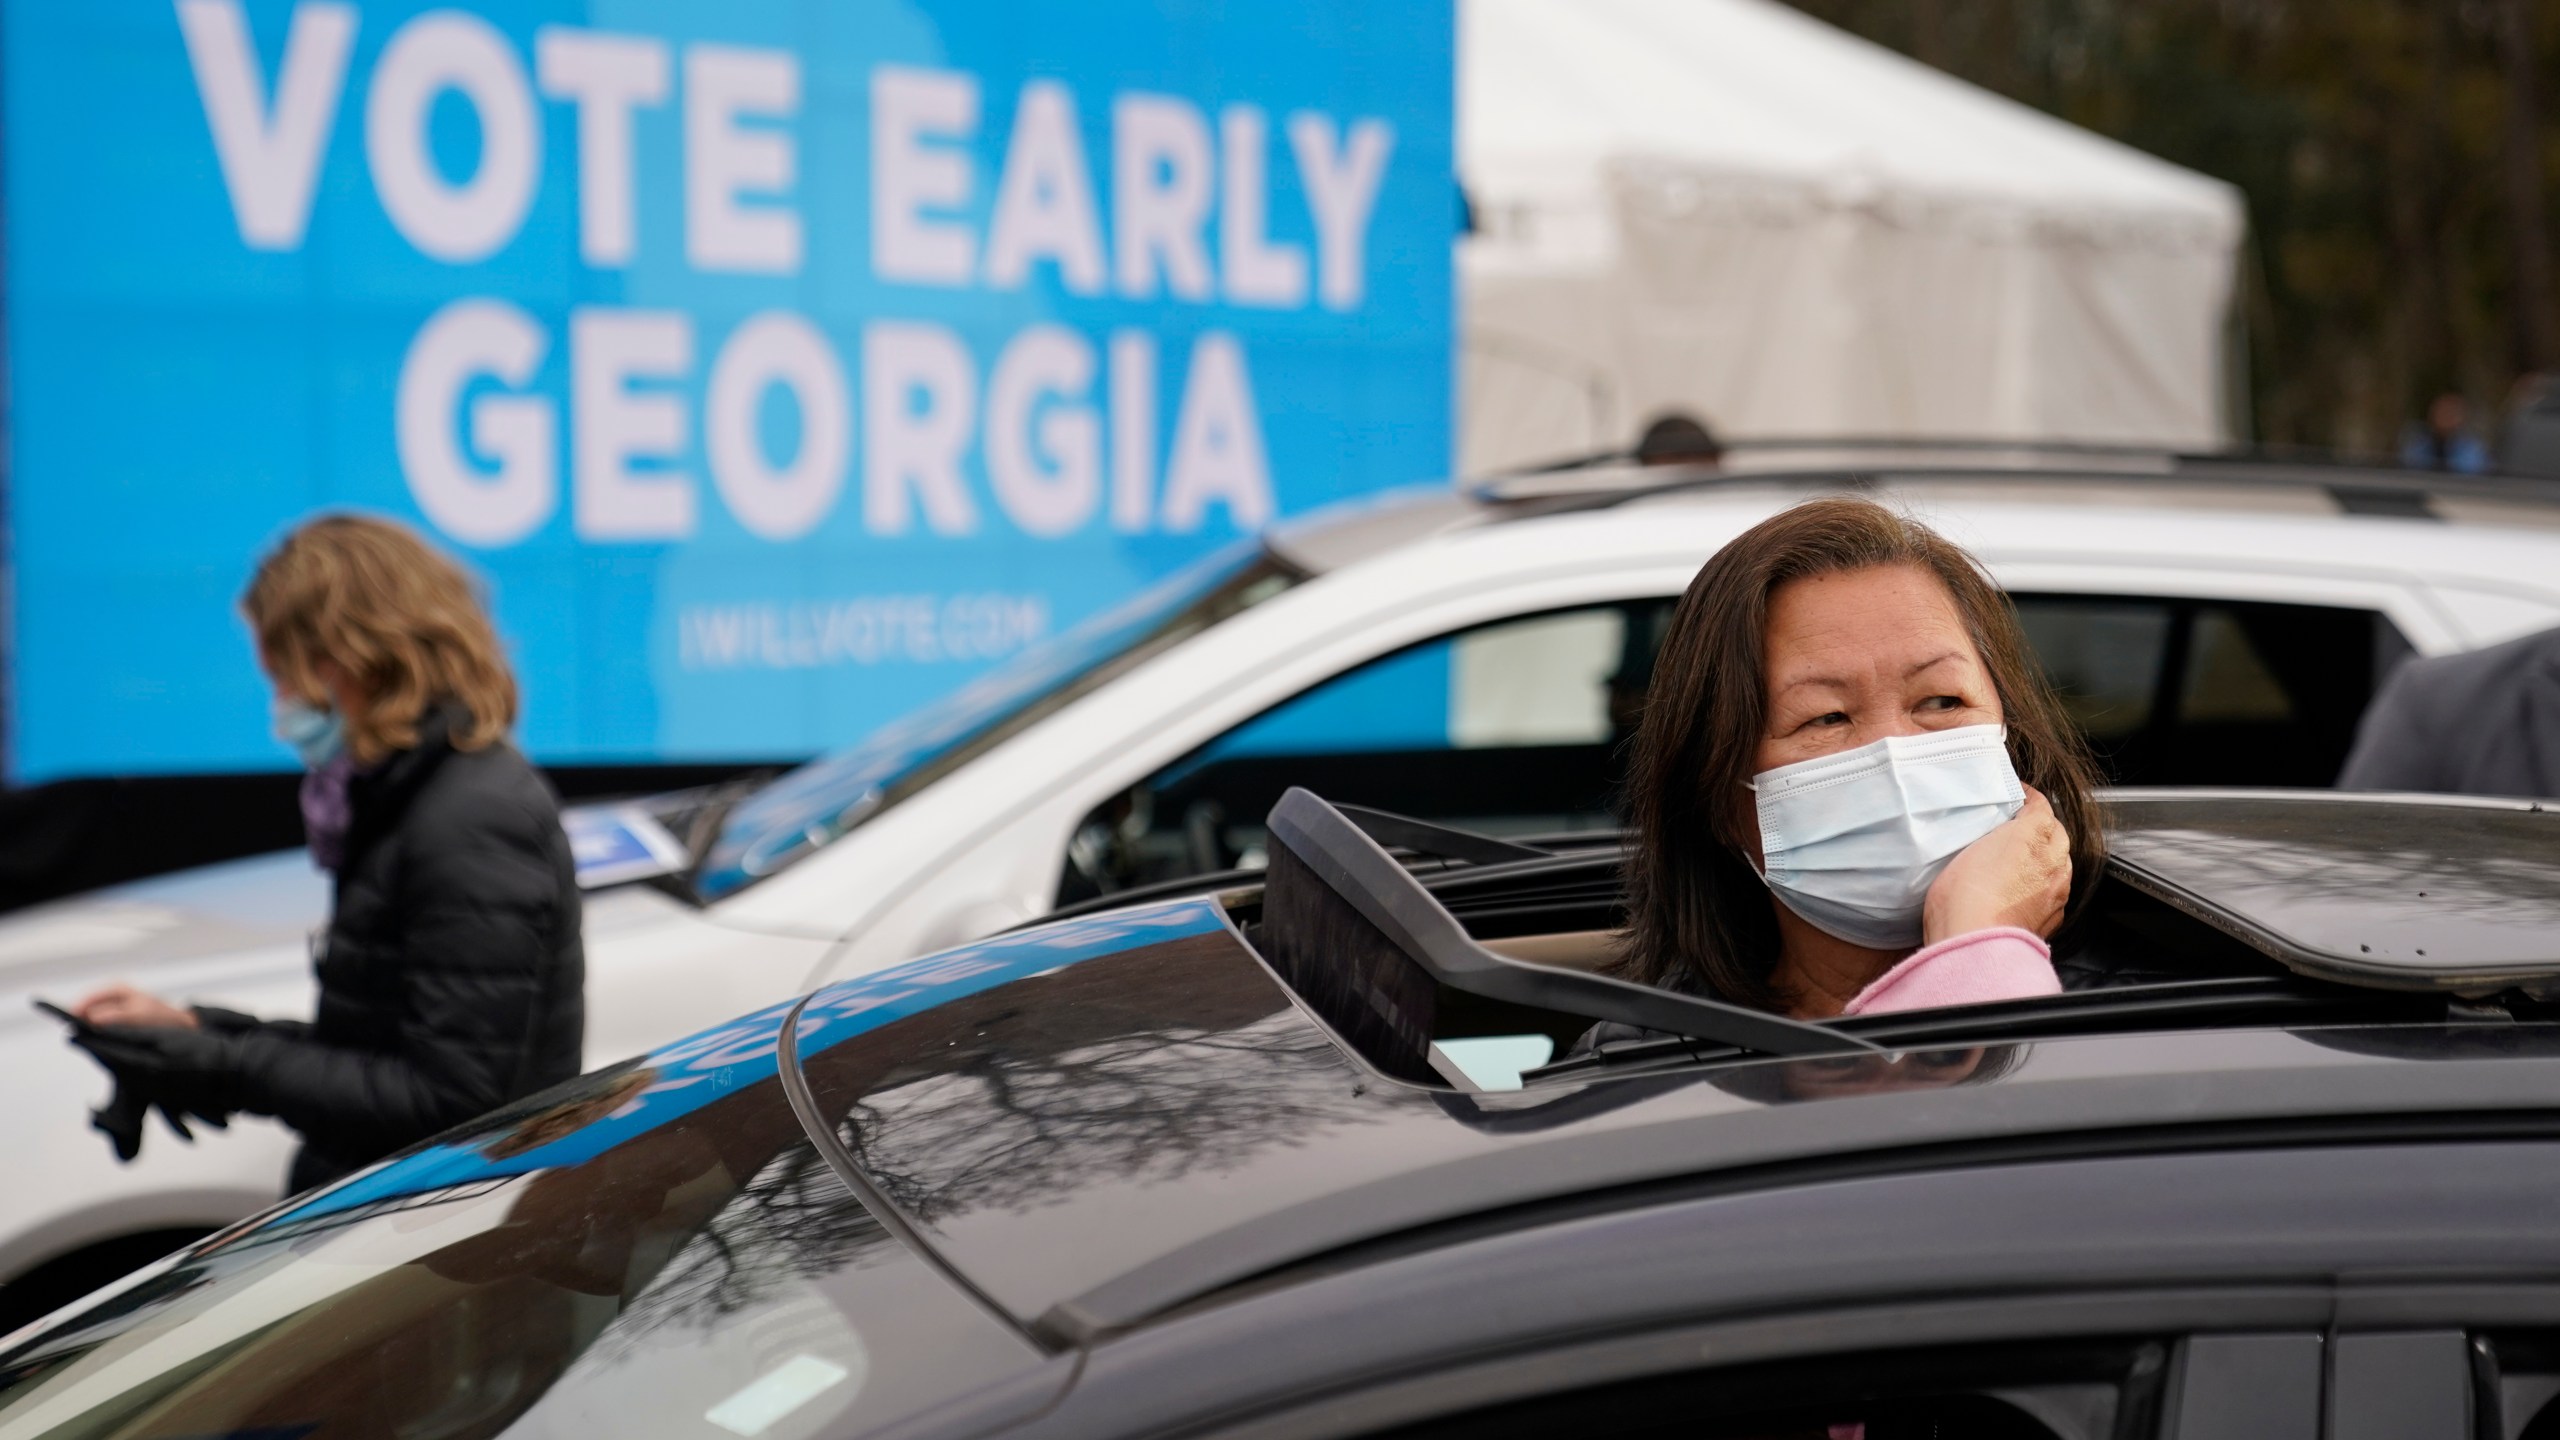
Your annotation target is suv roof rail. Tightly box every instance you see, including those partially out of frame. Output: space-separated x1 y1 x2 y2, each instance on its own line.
1518 434 2205 475
1464 439 2560 516
1506 434 2496 475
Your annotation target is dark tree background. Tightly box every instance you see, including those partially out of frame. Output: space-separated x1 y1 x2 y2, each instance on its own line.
1785 0 2559 454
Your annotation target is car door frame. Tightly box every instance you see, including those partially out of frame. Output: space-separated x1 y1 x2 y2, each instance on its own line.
929 1138 2560 1440
790 543 1716 979
1980 558 2459 656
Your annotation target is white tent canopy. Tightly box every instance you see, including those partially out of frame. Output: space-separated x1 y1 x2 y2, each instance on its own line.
1458 0 2248 472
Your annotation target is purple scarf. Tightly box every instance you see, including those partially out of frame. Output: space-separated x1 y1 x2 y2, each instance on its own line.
300 754 357 871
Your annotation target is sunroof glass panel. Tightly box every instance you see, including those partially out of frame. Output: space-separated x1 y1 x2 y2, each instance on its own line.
2104 794 2560 992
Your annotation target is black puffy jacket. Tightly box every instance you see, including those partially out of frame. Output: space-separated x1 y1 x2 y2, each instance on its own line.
201 707 584 1192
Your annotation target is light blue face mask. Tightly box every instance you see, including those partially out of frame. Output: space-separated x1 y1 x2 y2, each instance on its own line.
273 699 346 771
1749 723 2026 950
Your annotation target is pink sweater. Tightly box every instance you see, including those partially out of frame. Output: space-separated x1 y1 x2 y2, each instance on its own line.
1838 926 2059 1017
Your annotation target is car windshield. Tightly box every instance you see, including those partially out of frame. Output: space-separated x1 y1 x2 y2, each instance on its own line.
693 540 1305 900
0 941 1090 1440
0 1059 836 1440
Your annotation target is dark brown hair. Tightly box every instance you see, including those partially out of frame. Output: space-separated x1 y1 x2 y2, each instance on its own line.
242 514 518 763
1620 496 2105 1010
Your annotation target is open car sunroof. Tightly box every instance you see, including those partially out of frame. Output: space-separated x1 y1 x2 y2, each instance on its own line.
2104 791 2560 997
1243 787 2556 1093
1257 788 1873 1084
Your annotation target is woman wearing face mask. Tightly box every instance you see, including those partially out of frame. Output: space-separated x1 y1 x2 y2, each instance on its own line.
1620 497 2102 1019
70 515 583 1193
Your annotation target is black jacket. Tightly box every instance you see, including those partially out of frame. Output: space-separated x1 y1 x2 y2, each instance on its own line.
203 708 584 1192
2337 625 2560 799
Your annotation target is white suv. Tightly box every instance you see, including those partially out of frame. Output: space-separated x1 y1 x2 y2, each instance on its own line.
8 448 2560 1323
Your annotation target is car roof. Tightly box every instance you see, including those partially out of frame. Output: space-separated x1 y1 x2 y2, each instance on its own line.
1264 443 2560 577
1483 441 2560 520
180 793 2560 1360
780 897 2560 1351
762 792 2560 1345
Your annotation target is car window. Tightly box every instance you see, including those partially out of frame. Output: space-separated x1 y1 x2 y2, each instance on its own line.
495 1144 1039 1440
1206 605 1644 759
695 541 1303 900
1059 601 1669 904
2472 1332 2560 1436
2179 609 2295 724
0 995 1052 1440
1056 591 2417 906
0 1137 1040 1440
0 1059 814 1440
2011 595 2413 786
2014 601 2173 742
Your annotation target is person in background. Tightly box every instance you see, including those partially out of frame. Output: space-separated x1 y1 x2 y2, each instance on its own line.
2501 372 2560 479
69 515 584 1193
2400 392 2491 473
2336 624 2560 799
1616 498 2101 1021
1634 411 1724 468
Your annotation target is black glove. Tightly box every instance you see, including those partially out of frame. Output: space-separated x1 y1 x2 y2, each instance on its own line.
68 1025 245 1163
72 1051 222 1163
87 1073 151 1162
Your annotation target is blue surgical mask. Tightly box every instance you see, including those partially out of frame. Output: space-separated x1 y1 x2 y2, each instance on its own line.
1749 723 2025 950
273 700 346 771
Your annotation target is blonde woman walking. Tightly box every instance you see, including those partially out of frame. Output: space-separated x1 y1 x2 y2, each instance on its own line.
71 515 583 1193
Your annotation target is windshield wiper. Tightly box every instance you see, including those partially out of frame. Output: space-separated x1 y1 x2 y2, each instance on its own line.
679 772 781 872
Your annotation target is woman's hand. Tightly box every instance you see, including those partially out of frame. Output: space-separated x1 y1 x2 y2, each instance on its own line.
73 984 199 1030
1924 785 2071 943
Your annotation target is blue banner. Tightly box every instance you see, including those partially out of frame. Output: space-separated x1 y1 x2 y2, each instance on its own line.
4 1 1452 781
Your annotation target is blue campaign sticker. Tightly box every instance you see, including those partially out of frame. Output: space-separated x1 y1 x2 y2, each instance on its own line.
562 803 688 887
4 1 1454 782
271 896 1230 1224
